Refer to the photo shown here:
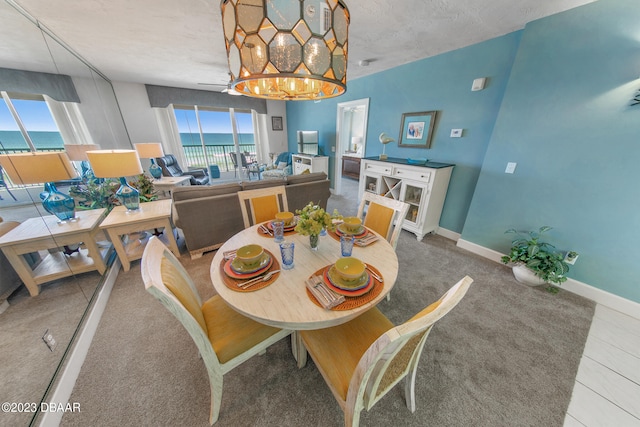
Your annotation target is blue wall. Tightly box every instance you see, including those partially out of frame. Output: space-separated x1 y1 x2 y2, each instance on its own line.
462 0 640 303
286 33 521 232
286 0 640 303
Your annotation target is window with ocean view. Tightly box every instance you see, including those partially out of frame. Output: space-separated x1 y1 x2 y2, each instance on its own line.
173 106 255 172
0 93 64 154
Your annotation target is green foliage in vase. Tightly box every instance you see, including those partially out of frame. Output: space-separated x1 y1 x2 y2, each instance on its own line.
501 226 570 293
294 202 342 236
69 178 119 210
69 174 157 210
131 173 157 203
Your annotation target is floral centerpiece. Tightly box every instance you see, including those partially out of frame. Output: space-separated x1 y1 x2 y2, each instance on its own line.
294 202 341 250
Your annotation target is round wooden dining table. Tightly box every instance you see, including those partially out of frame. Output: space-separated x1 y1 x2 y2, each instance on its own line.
210 223 399 331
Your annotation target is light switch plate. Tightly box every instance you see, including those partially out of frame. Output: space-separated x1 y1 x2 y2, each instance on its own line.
505 162 517 174
450 129 462 138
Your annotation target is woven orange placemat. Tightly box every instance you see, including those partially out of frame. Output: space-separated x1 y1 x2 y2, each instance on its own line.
328 227 377 246
256 222 297 238
220 249 280 292
306 264 384 310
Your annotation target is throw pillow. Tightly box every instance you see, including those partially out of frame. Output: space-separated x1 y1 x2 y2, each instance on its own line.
277 161 288 170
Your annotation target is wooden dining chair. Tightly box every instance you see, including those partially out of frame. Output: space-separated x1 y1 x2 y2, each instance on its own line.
298 275 473 427
237 185 289 228
141 237 291 424
357 191 409 250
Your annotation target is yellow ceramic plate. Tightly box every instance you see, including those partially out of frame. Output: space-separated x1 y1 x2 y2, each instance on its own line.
327 265 370 290
231 252 271 274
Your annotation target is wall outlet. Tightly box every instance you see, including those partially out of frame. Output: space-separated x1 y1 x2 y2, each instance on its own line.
564 252 579 265
331 145 335 152
42 329 57 352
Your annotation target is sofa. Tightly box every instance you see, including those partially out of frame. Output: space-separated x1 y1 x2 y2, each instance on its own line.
262 152 293 179
172 172 331 259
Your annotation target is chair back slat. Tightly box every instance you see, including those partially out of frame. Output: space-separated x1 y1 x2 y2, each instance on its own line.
350 276 473 410
357 192 409 250
237 185 289 228
142 238 221 368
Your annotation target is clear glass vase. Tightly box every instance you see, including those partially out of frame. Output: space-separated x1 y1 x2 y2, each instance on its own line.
309 234 319 251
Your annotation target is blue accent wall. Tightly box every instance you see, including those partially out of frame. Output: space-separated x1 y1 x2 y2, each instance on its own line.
286 0 640 303
286 32 521 232
462 0 640 303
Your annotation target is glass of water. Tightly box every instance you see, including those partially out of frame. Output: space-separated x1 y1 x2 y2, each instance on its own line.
271 220 285 243
340 235 355 257
279 242 295 270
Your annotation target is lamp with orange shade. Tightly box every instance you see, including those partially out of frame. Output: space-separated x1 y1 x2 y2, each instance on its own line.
134 143 164 179
0 152 78 222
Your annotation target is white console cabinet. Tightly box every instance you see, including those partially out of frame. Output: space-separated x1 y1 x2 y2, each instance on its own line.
358 158 454 240
292 154 329 176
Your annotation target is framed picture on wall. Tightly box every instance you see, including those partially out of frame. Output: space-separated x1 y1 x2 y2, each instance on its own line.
398 111 437 148
272 116 283 131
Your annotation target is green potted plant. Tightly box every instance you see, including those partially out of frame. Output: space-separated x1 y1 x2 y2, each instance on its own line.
501 226 570 293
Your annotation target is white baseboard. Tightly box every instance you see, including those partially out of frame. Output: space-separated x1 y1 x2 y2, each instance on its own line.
456 238 640 321
38 259 121 427
436 227 460 241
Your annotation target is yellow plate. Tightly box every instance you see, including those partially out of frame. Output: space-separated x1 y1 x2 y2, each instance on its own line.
327 265 370 290
231 252 271 274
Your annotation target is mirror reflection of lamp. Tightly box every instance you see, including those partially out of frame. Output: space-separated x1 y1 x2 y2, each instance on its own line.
134 143 165 180
86 150 143 211
63 143 100 180
378 132 394 160
0 152 78 222
350 136 362 154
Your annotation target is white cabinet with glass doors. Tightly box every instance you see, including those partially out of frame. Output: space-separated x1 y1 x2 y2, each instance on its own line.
358 159 454 240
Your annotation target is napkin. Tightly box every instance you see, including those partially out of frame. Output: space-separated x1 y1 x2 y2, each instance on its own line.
306 277 345 309
355 235 379 247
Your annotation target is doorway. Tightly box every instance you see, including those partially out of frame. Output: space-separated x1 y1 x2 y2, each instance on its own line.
334 98 369 196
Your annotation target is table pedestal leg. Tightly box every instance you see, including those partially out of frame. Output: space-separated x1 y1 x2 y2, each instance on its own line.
291 332 308 368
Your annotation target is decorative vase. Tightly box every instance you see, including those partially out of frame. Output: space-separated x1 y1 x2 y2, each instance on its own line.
116 177 140 211
309 234 319 251
512 264 545 286
42 182 76 222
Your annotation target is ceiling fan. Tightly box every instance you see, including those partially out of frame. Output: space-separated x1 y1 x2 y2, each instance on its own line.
197 79 242 96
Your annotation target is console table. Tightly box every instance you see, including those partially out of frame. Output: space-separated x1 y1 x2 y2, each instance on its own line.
0 209 108 296
358 157 454 240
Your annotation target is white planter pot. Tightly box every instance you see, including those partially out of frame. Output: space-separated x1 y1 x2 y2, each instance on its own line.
512 264 545 286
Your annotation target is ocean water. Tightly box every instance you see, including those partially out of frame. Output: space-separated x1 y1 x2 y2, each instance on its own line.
0 131 255 151
180 132 254 146
0 130 64 150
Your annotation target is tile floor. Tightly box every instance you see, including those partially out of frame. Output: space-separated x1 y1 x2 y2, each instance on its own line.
564 305 640 426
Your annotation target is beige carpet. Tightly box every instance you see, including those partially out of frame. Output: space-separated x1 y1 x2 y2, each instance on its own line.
60 226 595 426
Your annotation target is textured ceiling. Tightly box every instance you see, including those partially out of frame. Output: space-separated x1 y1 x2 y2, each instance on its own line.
2 0 596 92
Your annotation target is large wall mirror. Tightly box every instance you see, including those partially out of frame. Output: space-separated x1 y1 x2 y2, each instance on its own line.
0 1 130 425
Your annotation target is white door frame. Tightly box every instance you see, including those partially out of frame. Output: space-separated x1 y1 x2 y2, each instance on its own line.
334 98 369 195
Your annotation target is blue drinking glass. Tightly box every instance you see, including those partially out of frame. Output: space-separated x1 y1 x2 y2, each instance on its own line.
279 242 295 270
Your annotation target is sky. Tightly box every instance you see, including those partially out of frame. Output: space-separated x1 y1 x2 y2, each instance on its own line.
0 98 58 131
2 99 255 135
173 108 254 134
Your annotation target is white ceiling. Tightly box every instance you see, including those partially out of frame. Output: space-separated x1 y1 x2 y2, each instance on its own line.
2 0 596 92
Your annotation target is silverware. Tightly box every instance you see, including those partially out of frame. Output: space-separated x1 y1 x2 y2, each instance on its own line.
312 276 345 305
238 269 280 288
259 224 272 236
355 235 379 246
365 265 384 282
